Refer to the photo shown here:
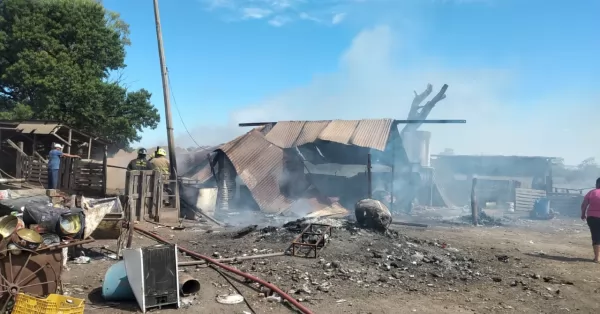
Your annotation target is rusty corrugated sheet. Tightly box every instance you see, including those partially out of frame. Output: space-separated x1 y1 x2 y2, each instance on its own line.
351 119 394 151
295 121 329 145
221 130 293 212
318 120 359 145
264 121 306 148
264 119 394 151
17 122 60 134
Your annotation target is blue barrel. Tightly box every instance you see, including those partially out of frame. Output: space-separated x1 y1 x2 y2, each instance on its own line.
102 260 135 301
534 197 550 215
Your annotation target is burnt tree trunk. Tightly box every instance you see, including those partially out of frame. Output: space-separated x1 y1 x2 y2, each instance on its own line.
401 84 449 135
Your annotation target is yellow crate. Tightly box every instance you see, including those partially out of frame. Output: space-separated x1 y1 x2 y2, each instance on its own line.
12 293 85 314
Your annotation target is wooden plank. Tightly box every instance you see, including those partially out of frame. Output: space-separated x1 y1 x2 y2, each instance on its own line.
102 145 107 196
154 171 161 222
140 171 148 218
67 128 72 154
87 136 92 159
6 139 27 156
515 188 546 211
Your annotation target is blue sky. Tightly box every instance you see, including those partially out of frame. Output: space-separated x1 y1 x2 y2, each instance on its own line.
102 0 599 164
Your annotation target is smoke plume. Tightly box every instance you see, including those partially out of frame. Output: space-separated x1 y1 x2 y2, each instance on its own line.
170 25 597 166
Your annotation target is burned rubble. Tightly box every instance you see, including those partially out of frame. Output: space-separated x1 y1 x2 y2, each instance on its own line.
194 216 487 299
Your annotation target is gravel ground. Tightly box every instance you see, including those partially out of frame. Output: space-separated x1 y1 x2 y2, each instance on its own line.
62 215 600 314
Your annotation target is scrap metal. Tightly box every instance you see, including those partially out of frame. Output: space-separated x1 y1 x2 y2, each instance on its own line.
290 223 332 258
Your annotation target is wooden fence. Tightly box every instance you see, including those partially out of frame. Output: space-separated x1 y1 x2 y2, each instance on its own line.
548 193 584 217
515 188 546 211
125 170 179 222
19 156 106 195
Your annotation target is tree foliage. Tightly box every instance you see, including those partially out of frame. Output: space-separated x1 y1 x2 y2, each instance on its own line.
552 157 600 184
0 0 159 149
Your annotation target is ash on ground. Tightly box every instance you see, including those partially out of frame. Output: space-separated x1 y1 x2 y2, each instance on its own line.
193 218 489 299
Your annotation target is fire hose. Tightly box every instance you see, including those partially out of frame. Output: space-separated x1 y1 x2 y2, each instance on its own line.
133 226 314 314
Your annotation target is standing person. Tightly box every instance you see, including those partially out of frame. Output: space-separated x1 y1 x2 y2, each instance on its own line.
148 148 171 205
47 143 79 190
127 148 149 170
147 148 170 176
581 177 600 263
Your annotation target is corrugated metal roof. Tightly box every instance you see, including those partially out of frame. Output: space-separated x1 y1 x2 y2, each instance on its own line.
221 130 293 213
16 122 60 134
352 119 395 150
264 119 394 151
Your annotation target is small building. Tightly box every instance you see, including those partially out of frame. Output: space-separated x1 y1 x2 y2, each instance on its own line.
0 120 110 195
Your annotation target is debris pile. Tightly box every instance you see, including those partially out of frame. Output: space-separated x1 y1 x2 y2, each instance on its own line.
355 199 392 231
187 216 485 304
0 189 119 313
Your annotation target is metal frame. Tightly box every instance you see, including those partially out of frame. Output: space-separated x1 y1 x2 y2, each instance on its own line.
290 223 332 258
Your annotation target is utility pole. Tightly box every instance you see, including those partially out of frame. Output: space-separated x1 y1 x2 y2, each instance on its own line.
152 0 178 179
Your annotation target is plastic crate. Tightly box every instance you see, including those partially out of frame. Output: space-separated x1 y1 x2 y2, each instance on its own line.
12 293 85 314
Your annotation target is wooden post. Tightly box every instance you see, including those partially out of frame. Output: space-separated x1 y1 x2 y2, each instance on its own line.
367 153 372 199
471 177 478 225
15 141 24 179
429 169 434 206
154 171 162 222
140 171 148 218
102 145 108 196
390 134 395 212
32 134 37 155
87 137 92 159
175 177 181 219
66 128 72 154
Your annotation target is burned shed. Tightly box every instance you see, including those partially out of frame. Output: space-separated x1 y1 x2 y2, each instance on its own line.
431 154 554 207
0 120 110 195
182 119 424 220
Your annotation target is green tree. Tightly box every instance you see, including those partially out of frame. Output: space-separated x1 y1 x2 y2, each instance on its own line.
0 0 159 149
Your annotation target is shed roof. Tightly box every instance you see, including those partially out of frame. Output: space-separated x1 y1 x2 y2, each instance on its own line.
264 119 395 151
0 120 110 144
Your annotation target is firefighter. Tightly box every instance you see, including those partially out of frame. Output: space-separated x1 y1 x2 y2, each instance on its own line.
127 148 149 171
148 148 171 205
148 148 170 176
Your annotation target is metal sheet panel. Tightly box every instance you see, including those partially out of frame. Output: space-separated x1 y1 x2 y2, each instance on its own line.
318 120 360 145
17 122 60 134
222 130 293 212
263 119 394 151
264 121 306 148
351 119 394 151
295 121 329 146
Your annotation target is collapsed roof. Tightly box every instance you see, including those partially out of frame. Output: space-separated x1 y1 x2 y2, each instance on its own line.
182 119 404 216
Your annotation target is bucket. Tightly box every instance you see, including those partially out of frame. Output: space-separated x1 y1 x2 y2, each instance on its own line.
0 215 24 238
102 261 135 301
14 228 43 250
59 214 82 235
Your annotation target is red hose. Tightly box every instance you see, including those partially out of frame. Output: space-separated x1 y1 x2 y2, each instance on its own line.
134 226 314 314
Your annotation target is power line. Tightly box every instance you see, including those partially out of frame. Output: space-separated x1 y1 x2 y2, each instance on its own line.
165 68 202 148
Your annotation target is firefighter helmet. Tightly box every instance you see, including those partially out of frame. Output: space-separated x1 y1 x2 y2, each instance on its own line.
156 148 167 156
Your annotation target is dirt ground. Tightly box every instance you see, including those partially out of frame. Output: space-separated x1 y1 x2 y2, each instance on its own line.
63 213 600 314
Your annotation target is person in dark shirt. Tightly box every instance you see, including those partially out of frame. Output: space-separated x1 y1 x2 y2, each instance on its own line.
47 143 79 189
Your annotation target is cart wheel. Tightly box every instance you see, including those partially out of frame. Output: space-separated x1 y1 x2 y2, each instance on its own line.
0 247 59 313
